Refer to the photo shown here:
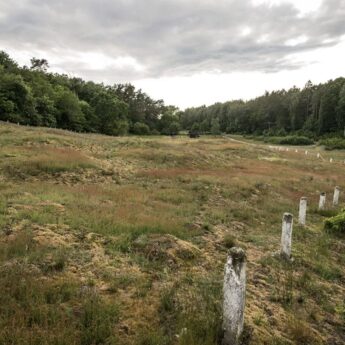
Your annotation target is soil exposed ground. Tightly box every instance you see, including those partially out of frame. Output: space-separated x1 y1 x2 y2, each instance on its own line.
0 122 344 345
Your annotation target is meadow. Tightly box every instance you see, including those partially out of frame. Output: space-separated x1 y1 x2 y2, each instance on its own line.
0 122 344 345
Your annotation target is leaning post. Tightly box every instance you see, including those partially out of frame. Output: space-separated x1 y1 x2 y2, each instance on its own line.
223 247 246 345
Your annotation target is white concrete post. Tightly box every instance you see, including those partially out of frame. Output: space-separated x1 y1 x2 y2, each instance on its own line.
305 150 308 155
330 158 333 163
298 197 307 226
319 192 326 210
333 186 340 207
295 149 298 153
223 247 246 345
281 213 293 259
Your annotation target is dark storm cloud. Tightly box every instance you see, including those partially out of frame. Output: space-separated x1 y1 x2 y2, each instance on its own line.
0 0 344 80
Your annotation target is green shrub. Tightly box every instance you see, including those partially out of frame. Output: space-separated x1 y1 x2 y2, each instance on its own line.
263 136 314 146
319 137 345 150
151 129 161 135
132 122 150 135
324 210 345 234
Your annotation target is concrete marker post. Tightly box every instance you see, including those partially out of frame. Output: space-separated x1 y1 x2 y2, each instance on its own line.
333 186 340 207
223 247 246 345
298 197 307 226
319 192 326 210
281 213 293 259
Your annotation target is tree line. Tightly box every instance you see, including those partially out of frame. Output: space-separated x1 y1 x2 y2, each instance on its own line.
2 50 345 138
180 79 345 137
0 51 181 136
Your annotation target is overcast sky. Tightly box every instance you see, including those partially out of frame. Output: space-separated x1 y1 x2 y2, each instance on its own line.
1 0 344 108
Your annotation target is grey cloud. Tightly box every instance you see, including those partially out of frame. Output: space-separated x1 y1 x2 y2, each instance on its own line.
0 0 344 81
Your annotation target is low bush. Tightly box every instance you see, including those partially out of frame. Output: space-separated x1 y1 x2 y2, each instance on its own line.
132 122 150 135
324 209 345 234
319 137 345 150
263 135 314 146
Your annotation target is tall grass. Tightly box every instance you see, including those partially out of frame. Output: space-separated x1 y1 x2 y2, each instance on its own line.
0 265 120 345
2 147 96 177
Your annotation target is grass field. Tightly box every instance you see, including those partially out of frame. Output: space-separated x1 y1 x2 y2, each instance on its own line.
0 122 344 345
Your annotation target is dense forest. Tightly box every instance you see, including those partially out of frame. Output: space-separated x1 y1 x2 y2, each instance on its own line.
1 50 345 139
180 78 345 138
0 51 180 136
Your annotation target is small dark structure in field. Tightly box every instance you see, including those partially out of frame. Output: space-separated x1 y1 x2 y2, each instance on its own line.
189 130 200 138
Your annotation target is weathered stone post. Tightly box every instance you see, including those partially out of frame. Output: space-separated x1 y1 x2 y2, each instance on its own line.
281 213 293 259
298 197 307 226
319 192 326 210
223 247 246 345
317 153 320 159
305 150 308 155
330 158 333 163
333 186 340 206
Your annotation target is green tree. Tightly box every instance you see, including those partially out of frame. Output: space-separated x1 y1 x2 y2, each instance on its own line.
35 95 56 127
336 84 345 133
132 122 150 135
30 57 49 72
55 88 85 131
0 51 19 72
168 121 180 136
0 72 37 124
318 81 342 134
211 118 221 135
91 91 128 135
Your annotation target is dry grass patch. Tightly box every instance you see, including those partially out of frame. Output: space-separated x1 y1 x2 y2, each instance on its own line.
1 146 96 177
